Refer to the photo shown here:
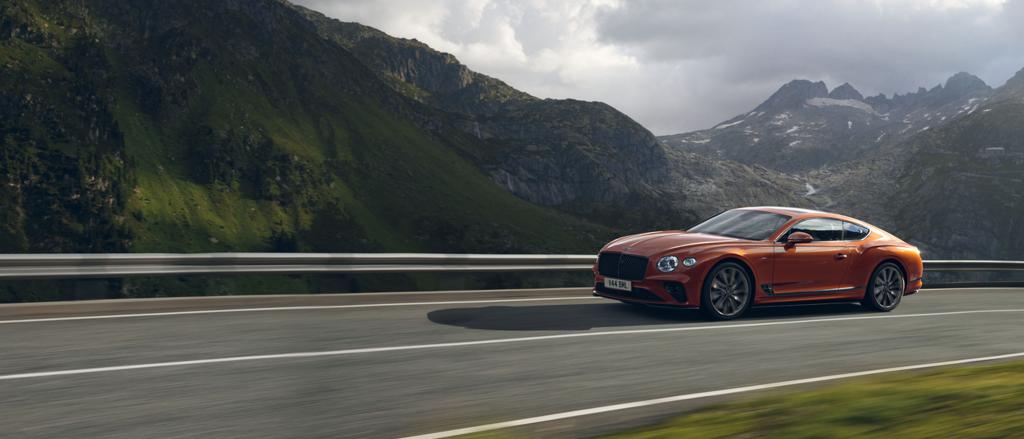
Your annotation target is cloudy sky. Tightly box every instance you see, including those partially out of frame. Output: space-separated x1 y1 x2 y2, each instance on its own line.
295 0 1024 135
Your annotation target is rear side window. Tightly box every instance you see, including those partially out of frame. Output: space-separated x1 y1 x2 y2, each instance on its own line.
779 218 844 241
843 222 870 241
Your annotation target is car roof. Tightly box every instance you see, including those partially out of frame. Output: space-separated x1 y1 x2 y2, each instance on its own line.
736 206 829 217
737 206 874 226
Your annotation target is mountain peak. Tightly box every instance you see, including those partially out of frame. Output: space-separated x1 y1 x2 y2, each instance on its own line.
1010 67 1024 84
943 72 990 96
1001 67 1024 89
828 82 863 100
995 67 1024 100
756 79 829 111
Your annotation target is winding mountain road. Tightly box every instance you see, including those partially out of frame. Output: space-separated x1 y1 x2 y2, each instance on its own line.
2 287 1023 438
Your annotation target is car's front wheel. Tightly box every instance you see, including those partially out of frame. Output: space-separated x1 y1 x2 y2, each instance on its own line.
700 262 753 320
863 262 905 312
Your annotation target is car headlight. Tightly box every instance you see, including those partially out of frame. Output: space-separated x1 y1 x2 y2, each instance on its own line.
657 256 679 272
682 257 698 267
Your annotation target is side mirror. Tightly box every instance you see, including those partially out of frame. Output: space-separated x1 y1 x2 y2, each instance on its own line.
786 231 813 245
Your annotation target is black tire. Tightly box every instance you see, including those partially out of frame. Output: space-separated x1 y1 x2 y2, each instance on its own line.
700 261 754 320
863 262 905 312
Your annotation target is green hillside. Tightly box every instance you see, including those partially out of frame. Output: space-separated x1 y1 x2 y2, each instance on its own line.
0 0 615 257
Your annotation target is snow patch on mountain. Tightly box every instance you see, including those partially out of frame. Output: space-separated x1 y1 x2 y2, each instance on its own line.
804 183 818 196
715 119 745 130
806 97 876 114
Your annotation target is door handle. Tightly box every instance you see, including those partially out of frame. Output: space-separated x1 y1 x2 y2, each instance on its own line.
835 253 848 260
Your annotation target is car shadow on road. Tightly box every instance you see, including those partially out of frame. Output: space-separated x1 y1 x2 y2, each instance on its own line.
427 301 873 331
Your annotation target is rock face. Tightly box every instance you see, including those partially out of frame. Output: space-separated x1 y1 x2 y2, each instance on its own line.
295 5 808 230
660 73 993 172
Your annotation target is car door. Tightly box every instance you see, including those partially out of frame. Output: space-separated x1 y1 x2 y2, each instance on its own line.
836 221 871 290
772 218 855 295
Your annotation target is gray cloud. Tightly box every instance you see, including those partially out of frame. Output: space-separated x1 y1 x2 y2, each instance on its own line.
296 0 1024 135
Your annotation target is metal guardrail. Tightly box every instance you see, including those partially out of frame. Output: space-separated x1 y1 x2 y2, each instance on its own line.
0 253 597 280
921 260 1024 289
923 260 1024 271
0 254 1021 284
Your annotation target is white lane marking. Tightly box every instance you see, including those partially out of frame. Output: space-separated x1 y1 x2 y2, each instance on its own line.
2 286 1015 325
2 309 1022 381
0 287 593 305
920 287 1023 291
400 351 1024 439
301 287 591 297
0 297 600 325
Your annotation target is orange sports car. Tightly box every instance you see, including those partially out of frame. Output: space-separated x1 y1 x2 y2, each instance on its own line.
593 207 923 319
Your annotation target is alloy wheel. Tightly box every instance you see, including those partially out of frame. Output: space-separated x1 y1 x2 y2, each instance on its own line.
873 265 904 309
709 266 750 317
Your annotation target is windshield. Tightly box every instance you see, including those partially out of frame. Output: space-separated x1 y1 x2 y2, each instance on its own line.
689 210 791 241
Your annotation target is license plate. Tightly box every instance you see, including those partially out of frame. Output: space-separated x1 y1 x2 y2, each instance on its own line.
604 277 632 291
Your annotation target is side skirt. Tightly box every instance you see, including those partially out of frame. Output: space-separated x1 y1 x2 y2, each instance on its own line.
764 285 862 297
754 298 864 307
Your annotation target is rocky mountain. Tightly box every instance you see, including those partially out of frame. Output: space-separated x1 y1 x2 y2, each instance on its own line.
657 65 1024 261
809 68 1024 260
660 73 993 172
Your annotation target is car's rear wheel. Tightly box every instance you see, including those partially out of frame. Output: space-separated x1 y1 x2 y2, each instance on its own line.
701 262 753 320
864 262 905 312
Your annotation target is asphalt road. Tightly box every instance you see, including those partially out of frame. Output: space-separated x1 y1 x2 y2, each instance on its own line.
2 287 1023 438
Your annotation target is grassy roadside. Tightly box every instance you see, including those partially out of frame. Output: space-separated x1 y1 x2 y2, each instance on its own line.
459 359 1024 439
601 360 1024 438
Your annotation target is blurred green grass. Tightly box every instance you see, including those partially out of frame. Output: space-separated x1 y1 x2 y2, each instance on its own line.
461 360 1024 439
604 360 1024 438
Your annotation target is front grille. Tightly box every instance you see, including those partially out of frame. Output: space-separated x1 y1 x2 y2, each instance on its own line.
597 252 649 281
595 283 663 302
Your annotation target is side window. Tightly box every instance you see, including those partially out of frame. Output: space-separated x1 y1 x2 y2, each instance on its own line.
780 218 844 242
843 221 870 241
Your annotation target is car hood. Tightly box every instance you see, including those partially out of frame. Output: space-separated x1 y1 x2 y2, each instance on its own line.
602 231 742 257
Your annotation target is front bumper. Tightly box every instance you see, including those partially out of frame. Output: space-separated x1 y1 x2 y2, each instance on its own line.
592 273 699 307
